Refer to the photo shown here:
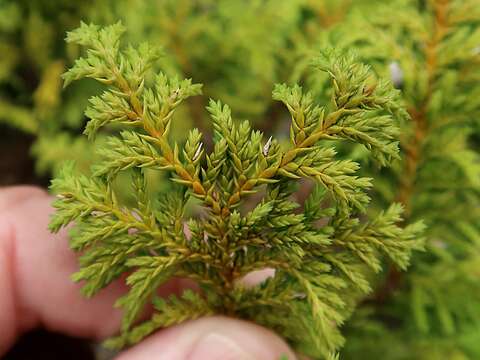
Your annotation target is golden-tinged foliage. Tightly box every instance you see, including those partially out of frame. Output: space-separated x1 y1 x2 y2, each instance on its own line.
49 23 424 359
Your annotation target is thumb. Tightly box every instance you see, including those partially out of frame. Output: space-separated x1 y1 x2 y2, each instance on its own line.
115 316 297 360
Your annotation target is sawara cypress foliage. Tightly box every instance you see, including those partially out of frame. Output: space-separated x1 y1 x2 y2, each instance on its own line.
298 0 480 358
49 23 425 359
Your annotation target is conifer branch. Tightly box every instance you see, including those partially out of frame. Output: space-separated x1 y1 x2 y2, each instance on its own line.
396 0 450 214
50 23 424 359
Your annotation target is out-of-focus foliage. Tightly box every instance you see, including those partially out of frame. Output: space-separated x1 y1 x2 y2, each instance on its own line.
0 0 123 174
297 0 480 358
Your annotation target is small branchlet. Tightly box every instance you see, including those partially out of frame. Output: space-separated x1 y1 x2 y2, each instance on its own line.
50 23 424 359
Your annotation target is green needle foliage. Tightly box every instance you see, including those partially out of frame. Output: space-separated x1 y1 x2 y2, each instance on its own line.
49 23 424 359
298 0 480 358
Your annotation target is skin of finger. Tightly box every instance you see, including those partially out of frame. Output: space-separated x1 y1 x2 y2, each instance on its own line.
0 187 125 353
0 186 46 213
0 219 17 354
0 187 199 354
0 187 51 353
115 316 297 360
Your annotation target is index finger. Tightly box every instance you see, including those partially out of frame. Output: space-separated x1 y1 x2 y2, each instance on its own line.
0 187 189 354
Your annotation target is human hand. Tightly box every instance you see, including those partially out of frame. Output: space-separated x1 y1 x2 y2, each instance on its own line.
0 186 296 360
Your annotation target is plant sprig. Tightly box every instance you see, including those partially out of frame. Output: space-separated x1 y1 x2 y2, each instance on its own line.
50 23 424 359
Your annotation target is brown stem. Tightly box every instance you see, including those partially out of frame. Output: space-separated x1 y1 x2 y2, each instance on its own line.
395 0 448 215
313 0 351 29
372 0 450 304
109 55 208 199
222 109 344 216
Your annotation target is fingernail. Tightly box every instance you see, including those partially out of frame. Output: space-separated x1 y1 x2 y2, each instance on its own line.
188 332 254 360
